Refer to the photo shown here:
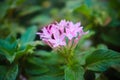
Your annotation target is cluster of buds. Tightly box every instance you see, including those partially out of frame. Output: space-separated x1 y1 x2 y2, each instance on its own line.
37 20 88 50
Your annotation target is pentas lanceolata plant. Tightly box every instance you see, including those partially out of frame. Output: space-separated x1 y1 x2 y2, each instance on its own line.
37 20 88 69
37 20 120 80
37 20 88 53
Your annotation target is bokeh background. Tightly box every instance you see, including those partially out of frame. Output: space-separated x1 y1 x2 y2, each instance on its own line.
0 0 120 80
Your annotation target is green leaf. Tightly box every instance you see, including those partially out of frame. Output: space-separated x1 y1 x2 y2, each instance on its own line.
25 52 64 76
29 75 63 80
5 35 16 43
20 26 37 46
26 56 45 66
25 52 61 67
25 67 49 76
0 64 18 80
15 44 35 61
65 66 84 80
76 48 95 65
33 51 64 65
4 64 18 80
34 50 52 57
0 39 18 63
85 49 120 72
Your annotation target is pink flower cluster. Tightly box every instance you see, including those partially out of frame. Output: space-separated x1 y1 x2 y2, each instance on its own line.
37 20 88 48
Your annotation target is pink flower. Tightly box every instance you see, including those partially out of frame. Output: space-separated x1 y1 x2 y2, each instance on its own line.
37 19 88 48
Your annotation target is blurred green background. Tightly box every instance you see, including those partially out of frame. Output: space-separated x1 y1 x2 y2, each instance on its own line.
0 0 120 80
0 0 120 51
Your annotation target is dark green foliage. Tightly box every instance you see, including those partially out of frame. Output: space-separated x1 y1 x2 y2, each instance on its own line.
0 0 120 80
0 64 18 80
65 66 84 80
85 49 120 71
0 26 37 63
